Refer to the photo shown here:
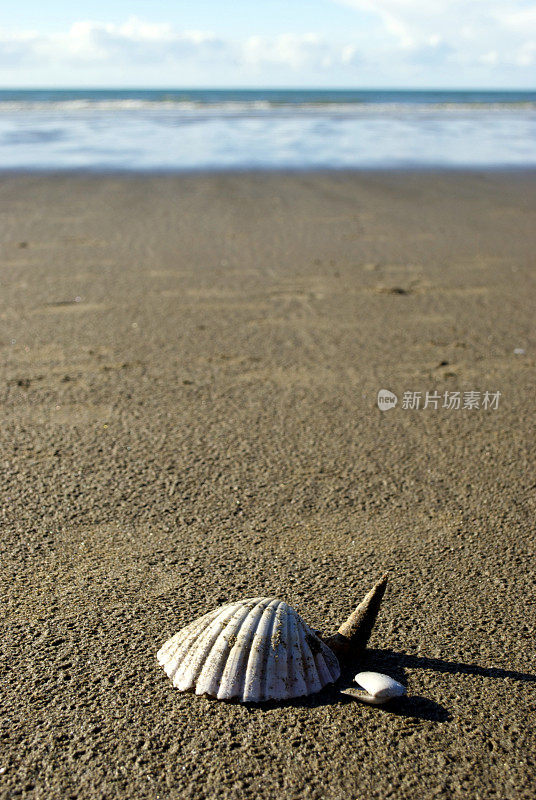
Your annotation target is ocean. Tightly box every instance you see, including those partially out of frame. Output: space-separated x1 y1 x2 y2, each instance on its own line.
1 89 535 171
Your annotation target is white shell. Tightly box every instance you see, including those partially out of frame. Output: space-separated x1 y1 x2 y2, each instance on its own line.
352 671 406 704
157 597 341 702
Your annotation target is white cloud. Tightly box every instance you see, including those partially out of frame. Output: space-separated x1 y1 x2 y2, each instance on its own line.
516 40 536 66
0 19 228 68
242 33 357 70
0 8 534 86
334 0 536 71
495 7 536 32
0 19 365 79
480 51 499 66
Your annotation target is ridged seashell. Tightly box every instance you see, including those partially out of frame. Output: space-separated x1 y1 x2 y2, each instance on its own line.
351 671 406 704
157 597 341 703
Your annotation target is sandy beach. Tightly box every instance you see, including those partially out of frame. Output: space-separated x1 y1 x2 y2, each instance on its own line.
1 170 535 799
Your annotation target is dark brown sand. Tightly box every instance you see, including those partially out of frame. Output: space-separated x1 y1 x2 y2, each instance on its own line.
1 171 535 800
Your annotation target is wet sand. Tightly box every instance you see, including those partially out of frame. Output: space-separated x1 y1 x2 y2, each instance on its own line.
1 170 535 799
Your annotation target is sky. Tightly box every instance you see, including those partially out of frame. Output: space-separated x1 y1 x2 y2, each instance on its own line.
1 0 535 88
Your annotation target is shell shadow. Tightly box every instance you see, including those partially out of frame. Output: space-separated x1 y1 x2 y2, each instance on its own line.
250 685 449 722
367 647 536 685
245 646 536 718
338 646 536 722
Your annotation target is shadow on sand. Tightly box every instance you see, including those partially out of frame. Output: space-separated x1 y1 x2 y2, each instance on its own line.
252 647 536 719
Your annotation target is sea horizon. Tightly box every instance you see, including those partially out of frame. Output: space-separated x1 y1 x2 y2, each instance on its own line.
1 88 535 171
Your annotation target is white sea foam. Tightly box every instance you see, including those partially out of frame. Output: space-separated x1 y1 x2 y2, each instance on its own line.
0 92 535 170
0 99 535 115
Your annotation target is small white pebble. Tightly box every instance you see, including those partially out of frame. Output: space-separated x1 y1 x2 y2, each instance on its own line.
352 671 406 705
513 348 526 355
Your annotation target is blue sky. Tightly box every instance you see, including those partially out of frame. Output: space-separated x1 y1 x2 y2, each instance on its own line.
1 0 535 88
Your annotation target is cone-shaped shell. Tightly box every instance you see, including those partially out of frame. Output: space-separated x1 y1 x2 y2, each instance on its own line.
157 597 341 702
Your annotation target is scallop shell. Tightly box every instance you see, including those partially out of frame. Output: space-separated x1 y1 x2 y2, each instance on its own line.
157 597 341 702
